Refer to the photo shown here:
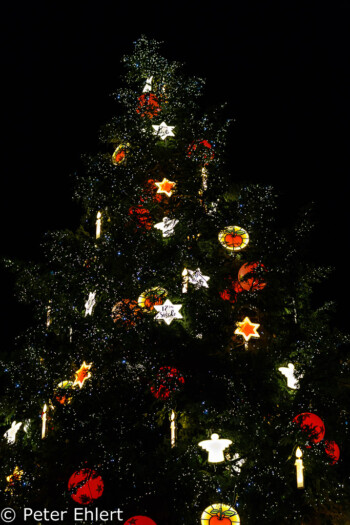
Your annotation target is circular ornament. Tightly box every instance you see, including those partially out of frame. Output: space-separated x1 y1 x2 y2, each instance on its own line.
218 226 249 252
324 440 340 464
293 413 325 444
68 468 104 505
201 503 240 524
112 143 130 165
55 380 73 405
138 287 168 313
187 139 215 164
136 93 161 119
124 517 157 525
128 205 152 230
111 299 142 327
150 366 185 400
238 261 267 291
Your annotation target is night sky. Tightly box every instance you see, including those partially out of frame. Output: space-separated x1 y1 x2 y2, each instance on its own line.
1 3 349 348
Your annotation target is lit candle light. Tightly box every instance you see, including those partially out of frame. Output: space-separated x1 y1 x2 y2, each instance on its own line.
201 166 208 191
96 211 102 239
42 403 48 439
295 447 304 488
182 268 188 293
170 410 176 448
46 301 52 327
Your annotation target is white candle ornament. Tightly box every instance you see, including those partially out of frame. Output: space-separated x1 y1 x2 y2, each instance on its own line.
295 447 304 488
96 211 102 239
170 410 176 448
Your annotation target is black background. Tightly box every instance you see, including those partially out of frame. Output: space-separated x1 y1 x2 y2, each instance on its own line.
1 2 349 348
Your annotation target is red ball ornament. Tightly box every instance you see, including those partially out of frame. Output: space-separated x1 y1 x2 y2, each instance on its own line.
68 468 104 505
187 139 215 164
136 93 161 119
111 299 142 328
150 366 185 400
220 278 243 303
238 262 267 291
139 179 163 204
128 205 152 230
324 440 340 464
124 517 157 525
293 413 325 443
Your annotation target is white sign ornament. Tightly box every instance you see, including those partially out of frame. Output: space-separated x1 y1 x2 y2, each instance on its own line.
154 217 179 238
154 299 183 325
152 121 175 140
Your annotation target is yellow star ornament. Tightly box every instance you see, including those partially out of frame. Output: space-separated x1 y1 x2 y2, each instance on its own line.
234 317 260 342
73 362 92 389
154 177 176 197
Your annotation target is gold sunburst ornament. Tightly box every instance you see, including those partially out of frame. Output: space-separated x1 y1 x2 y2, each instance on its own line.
201 503 240 524
218 226 249 252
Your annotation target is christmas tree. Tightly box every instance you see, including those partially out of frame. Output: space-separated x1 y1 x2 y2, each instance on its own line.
1 37 349 525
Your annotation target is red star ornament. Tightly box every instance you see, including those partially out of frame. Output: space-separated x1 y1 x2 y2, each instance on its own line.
154 177 175 197
234 317 260 342
73 362 92 389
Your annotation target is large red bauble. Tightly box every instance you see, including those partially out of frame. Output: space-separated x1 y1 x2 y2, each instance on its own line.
293 413 325 443
238 262 267 291
150 366 185 400
68 468 104 505
324 440 340 464
124 517 157 525
209 518 231 525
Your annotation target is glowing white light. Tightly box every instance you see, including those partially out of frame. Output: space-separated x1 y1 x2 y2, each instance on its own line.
154 217 179 237
295 447 304 488
84 291 96 317
152 122 175 140
4 421 22 444
42 403 48 439
198 433 232 463
182 268 189 293
278 363 302 389
96 211 102 239
170 410 176 448
231 453 246 473
154 299 183 325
